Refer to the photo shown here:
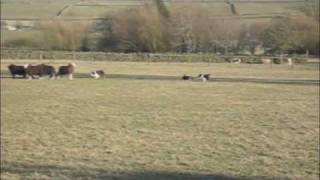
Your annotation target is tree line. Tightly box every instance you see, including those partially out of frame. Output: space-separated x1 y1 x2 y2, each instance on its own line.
4 0 319 55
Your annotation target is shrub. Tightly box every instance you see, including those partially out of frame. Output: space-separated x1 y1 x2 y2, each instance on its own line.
39 20 92 51
4 38 41 48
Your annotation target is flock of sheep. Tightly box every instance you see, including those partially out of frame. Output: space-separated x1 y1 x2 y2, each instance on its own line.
8 63 210 82
7 63 105 80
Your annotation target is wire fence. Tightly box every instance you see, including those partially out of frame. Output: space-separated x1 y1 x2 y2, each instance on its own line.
1 48 317 67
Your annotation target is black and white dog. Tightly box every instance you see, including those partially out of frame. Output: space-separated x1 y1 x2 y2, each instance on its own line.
90 70 105 79
198 74 210 82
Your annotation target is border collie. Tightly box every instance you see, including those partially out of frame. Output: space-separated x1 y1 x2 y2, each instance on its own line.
198 74 210 82
90 70 105 79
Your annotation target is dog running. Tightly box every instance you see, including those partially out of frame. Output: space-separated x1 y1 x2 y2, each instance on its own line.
198 74 210 82
90 70 105 79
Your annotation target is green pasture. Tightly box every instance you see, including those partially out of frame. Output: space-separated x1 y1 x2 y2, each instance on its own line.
62 5 134 17
1 30 43 46
1 2 73 18
235 3 303 15
1 60 319 180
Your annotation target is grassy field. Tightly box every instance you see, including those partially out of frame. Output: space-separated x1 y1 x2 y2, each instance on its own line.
0 30 43 46
235 3 302 15
1 60 319 80
1 60 319 180
1 1 75 18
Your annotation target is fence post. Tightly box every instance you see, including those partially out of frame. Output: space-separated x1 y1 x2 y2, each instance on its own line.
292 56 296 69
288 58 293 69
39 51 43 61
305 50 309 65
147 54 151 65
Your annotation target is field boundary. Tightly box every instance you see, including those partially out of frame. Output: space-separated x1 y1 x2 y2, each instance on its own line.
1 71 319 86
0 14 297 21
1 48 315 64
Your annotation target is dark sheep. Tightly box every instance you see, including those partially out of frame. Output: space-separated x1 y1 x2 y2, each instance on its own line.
24 64 56 79
182 74 192 80
7 64 27 78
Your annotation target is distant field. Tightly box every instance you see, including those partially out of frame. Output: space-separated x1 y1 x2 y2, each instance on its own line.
0 0 308 47
0 30 43 45
1 0 133 18
235 2 302 14
1 0 304 18
61 5 131 17
0 0 307 19
1 2 72 18
1 60 319 180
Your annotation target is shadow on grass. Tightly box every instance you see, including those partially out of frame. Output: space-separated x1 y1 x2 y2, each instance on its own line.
1 70 319 85
1 161 291 180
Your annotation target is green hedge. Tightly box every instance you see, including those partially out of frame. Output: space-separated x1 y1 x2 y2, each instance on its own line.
1 49 309 64
0 49 227 63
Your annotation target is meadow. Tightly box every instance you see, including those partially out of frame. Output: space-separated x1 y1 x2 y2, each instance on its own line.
1 60 319 180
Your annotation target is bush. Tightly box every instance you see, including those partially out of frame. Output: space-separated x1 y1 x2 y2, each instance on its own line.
39 20 91 51
4 38 41 48
292 58 307 64
272 58 281 64
243 57 263 64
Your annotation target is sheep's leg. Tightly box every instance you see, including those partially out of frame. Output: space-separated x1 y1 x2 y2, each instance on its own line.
69 74 73 80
